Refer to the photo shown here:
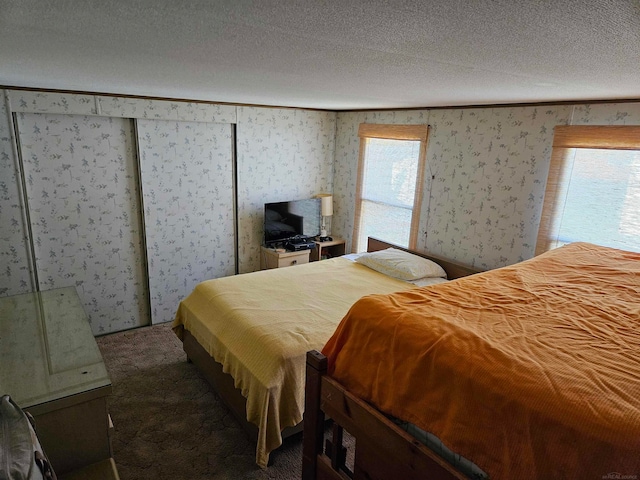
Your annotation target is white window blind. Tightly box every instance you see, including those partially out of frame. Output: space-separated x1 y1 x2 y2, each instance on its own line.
353 124 428 252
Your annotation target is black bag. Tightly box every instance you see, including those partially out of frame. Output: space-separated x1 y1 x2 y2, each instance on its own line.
0 395 57 480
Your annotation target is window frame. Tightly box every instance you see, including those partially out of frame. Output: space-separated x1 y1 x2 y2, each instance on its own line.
536 125 640 255
353 123 429 252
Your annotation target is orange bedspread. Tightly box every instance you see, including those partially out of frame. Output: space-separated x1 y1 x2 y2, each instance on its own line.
323 243 640 479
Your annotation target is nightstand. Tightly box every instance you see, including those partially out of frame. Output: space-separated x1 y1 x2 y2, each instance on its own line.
310 237 346 261
260 246 311 269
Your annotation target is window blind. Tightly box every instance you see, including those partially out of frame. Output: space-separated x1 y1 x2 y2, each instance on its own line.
353 124 428 252
536 125 640 255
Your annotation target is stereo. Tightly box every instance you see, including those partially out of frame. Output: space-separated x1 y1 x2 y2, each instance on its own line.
284 240 316 251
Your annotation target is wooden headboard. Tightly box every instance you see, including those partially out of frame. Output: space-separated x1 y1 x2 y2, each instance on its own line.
366 237 482 279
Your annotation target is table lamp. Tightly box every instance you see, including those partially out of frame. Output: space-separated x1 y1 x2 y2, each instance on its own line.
317 194 333 240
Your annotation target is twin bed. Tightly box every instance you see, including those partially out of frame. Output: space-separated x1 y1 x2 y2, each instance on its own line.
173 238 640 478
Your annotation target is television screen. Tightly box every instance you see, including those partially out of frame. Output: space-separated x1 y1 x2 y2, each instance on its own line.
264 198 321 245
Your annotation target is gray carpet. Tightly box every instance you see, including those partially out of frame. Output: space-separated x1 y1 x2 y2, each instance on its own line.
96 322 306 480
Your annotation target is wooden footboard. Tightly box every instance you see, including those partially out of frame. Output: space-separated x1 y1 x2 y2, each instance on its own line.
302 350 465 480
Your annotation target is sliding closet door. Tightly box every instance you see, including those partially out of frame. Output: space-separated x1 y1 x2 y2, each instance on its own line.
16 113 150 334
136 120 235 325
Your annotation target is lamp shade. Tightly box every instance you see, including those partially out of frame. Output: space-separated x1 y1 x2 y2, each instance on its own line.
318 194 333 217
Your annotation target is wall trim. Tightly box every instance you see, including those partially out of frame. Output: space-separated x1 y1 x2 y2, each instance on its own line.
0 85 334 113
3 84 639 114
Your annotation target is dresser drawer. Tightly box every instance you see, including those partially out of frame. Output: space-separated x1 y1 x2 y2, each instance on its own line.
261 247 311 269
276 251 310 268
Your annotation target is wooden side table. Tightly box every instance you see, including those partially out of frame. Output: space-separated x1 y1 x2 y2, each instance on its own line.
260 246 311 269
310 237 346 261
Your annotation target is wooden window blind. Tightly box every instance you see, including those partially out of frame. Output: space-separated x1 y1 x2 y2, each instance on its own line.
536 125 640 255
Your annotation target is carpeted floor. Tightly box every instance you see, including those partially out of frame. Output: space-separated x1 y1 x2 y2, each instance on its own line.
96 322 307 480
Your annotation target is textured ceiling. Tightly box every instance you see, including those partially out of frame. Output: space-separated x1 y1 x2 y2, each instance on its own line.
1 0 639 110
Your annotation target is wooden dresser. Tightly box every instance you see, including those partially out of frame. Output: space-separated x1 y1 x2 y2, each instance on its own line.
0 287 119 478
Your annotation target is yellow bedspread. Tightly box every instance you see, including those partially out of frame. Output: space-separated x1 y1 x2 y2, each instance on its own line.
323 243 640 479
172 257 412 468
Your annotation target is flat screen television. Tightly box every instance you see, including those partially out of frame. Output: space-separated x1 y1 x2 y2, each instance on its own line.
264 198 321 245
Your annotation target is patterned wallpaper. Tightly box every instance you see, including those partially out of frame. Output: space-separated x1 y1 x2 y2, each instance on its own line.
7 90 237 124
423 106 572 268
9 91 97 115
97 96 237 124
570 103 640 126
137 119 235 325
16 113 149 334
236 106 336 273
0 93 33 297
334 103 640 270
2 87 640 334
0 91 337 333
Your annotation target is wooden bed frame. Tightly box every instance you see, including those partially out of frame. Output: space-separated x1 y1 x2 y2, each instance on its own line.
181 237 479 461
302 351 466 480
301 238 482 480
299 242 640 480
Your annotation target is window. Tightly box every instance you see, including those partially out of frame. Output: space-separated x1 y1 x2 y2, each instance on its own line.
353 124 428 252
536 125 640 255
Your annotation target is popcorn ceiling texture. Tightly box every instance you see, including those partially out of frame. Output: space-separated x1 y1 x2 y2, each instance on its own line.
2 1 639 109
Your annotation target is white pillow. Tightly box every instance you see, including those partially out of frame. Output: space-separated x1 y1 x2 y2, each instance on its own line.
355 248 447 280
410 277 448 287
